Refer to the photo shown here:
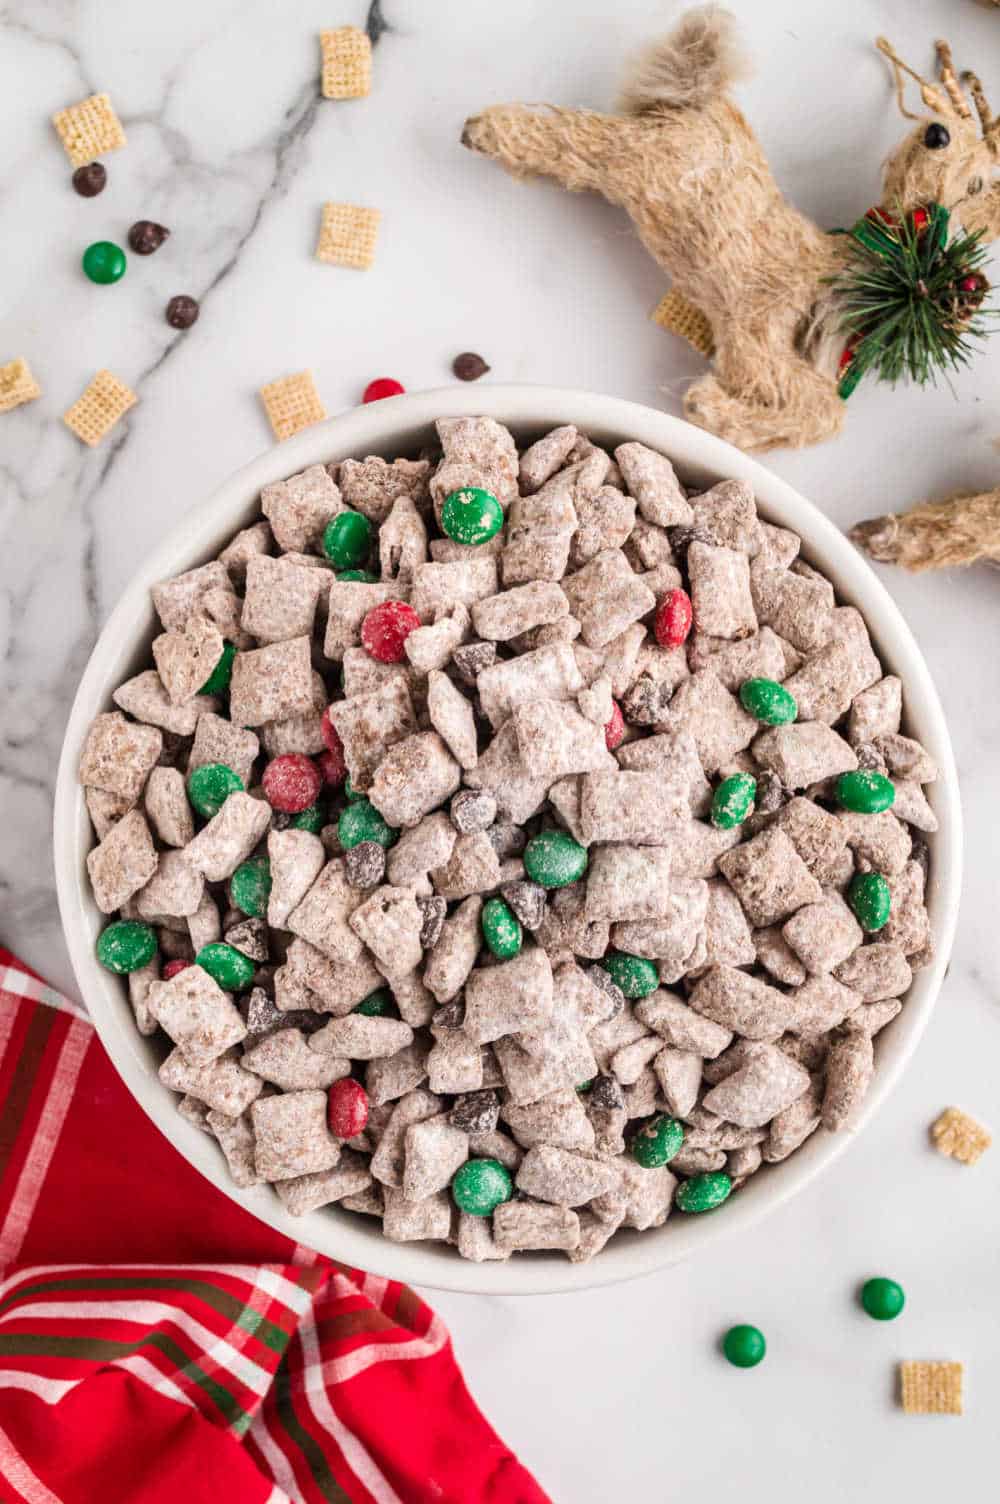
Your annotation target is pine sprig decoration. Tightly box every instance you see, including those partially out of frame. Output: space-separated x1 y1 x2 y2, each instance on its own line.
833 204 993 399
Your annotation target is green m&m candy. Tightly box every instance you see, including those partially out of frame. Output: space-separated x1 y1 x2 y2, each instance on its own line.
860 1276 905 1321
354 987 396 1017
675 1171 732 1213
441 487 503 546
836 770 896 814
323 510 372 570
196 942 255 991
739 677 797 725
848 871 891 932
523 829 588 889
451 1158 513 1217
632 1114 685 1168
96 920 157 974
82 240 127 284
711 772 756 830
187 761 244 819
230 855 272 917
481 898 522 960
199 641 236 696
602 950 658 1000
290 801 325 833
723 1324 767 1368
338 797 398 850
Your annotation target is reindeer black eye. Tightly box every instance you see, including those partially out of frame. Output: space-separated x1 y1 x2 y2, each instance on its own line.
924 123 950 149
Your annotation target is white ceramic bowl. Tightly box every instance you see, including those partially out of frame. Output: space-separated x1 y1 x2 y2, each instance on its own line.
54 385 962 1295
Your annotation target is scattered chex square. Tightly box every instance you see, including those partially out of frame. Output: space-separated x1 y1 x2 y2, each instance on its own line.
258 371 326 442
316 202 380 270
899 1361 963 1415
320 27 372 99
0 357 42 413
63 370 137 447
931 1106 992 1166
51 92 126 167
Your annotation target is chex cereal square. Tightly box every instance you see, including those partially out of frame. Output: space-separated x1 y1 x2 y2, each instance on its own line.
52 92 126 167
316 202 380 270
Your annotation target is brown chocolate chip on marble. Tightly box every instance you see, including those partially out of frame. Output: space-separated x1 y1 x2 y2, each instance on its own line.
166 294 200 329
417 895 447 950
449 1089 500 1133
500 879 546 932
72 162 107 197
589 1073 625 1111
128 220 170 255
450 789 497 835
345 839 386 890
452 352 490 382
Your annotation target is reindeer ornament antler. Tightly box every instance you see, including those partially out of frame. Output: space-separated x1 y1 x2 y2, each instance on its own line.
462 8 999 452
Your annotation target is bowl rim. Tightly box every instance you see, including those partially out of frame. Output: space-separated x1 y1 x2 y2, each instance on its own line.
54 383 963 1295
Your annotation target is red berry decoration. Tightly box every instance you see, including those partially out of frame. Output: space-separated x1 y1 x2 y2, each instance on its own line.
604 700 625 751
328 1077 369 1138
162 959 191 980
361 600 421 663
655 588 693 648
909 206 929 234
317 748 347 787
262 754 322 813
362 378 405 403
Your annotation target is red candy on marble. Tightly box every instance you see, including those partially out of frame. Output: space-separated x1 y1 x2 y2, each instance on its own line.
327 1077 370 1138
361 600 421 663
262 753 322 813
604 700 625 751
162 959 191 980
363 378 405 403
654 588 693 648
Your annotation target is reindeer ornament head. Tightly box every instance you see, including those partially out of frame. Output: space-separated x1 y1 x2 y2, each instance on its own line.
463 9 998 452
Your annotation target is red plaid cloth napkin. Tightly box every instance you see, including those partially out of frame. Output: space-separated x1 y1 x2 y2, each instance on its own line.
0 948 550 1504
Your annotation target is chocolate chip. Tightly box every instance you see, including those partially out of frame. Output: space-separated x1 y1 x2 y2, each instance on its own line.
452 351 490 382
72 162 106 197
449 1089 500 1134
487 822 526 858
854 742 888 773
667 523 710 558
156 730 189 769
451 640 496 684
242 987 283 1034
585 964 625 1016
621 673 673 726
500 879 546 932
589 1073 625 1111
754 769 786 815
128 219 170 255
450 789 496 835
433 998 465 1030
417 895 447 950
224 917 269 962
345 840 386 890
166 294 199 330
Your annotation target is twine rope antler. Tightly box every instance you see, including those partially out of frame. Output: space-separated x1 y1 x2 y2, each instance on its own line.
934 40 972 119
961 69 996 137
876 36 947 118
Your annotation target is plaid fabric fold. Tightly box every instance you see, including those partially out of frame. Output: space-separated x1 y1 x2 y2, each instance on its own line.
0 949 550 1504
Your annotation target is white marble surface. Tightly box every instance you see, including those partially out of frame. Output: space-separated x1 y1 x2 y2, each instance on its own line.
2 0 999 1497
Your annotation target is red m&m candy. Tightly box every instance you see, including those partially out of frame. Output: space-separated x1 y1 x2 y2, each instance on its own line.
361 600 421 663
328 1077 370 1138
162 959 192 981
604 700 625 751
262 754 322 813
655 588 693 648
362 378 405 403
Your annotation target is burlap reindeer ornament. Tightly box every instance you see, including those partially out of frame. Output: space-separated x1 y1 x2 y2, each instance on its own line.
463 8 999 452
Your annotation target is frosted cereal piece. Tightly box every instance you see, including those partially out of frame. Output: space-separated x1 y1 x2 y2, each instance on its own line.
783 635 881 725
128 956 160 1037
146 965 247 1064
670 1146 727 1174
616 728 712 817
252 1090 341 1180
403 1118 469 1200
717 827 822 927
451 790 497 836
464 946 554 1044
310 1013 414 1060
501 478 578 586
774 797 850 884
388 969 436 1027
383 1187 452 1243
79 712 162 801
561 550 656 650
764 1076 823 1162
465 1128 521 1173
338 456 431 524
518 425 578 491
727 1143 763 1181
833 942 912 1000
580 768 690 844
405 610 469 678
515 1145 616 1207
753 723 858 791
702 1045 811 1128
324 581 408 661
410 558 499 619
86 808 158 914
495 1008 595 1099
370 1089 442 1185
687 965 799 1039
587 1009 648 1072
189 712 260 789
287 860 365 963
753 925 807 985
847 675 901 744
135 849 204 920
431 535 504 565
784 975 861 1033
342 1183 385 1217
478 642 583 729
890 780 938 833
431 416 519 510
284 939 382 1015
242 1028 349 1090
585 845 674 922
267 829 325 929
572 487 638 567
821 1031 874 1131
662 670 757 776
185 793 271 882
229 637 314 727
458 1213 511 1262
349 885 423 976
609 1033 662 1085
750 561 834 652
160 1047 262 1117
837 809 911 877
187 889 221 952
548 776 587 844
697 877 754 969
152 617 226 707
596 622 647 699
653 1047 703 1117
606 1158 677 1231
782 892 862 975
755 522 799 570
387 813 456 893
494 1201 580 1253
577 674 613 726
472 582 569 642
431 832 501 900
416 896 477 1004
342 647 410 699
512 699 614 782
614 442 692 527
241 555 323 644
200 587 253 651
875 733 937 784
843 997 903 1036
152 562 234 632
85 786 134 839
260 464 343 552
688 626 788 693
689 479 762 554
219 521 272 583
535 884 610 963
368 732 462 828
883 860 931 956
611 869 707 956
113 671 214 736
144 767 194 848
427 1030 484 1094
687 542 757 641
326 678 416 791
274 1150 374 1216
379 494 428 582
177 1094 212 1132
624 517 676 571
